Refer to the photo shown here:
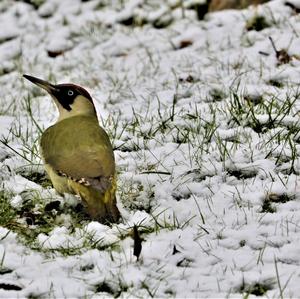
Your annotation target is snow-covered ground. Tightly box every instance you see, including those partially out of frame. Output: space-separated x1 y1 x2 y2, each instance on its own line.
1 0 300 297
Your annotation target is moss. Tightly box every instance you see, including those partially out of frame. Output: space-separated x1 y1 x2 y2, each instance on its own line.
19 0 45 9
193 2 209 20
227 168 258 179
261 198 277 213
95 281 117 295
261 192 295 213
246 15 270 31
0 189 87 252
267 193 295 203
209 88 227 102
0 191 16 227
240 281 272 296
239 240 246 247
80 264 94 272
268 79 284 88
244 94 263 105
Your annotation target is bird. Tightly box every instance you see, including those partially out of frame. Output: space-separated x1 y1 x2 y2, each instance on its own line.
23 74 120 223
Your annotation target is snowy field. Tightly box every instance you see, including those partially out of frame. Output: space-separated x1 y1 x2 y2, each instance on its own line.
1 0 300 297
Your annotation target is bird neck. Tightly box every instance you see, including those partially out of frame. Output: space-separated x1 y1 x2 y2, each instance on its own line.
53 95 97 122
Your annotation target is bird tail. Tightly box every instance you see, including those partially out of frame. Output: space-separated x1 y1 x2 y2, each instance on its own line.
71 178 120 223
103 191 120 223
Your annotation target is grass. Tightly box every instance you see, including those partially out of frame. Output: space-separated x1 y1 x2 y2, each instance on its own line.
1 70 298 295
0 188 107 255
0 1 299 297
0 191 17 228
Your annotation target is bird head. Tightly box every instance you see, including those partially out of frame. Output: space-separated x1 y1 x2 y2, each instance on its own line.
23 74 97 122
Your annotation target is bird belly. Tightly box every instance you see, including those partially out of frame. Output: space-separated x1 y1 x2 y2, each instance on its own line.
44 163 72 194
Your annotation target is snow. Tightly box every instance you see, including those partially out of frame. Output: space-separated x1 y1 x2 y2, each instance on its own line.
0 0 300 297
3 175 42 193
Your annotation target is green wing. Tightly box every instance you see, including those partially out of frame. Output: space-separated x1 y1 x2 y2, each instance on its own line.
41 115 115 189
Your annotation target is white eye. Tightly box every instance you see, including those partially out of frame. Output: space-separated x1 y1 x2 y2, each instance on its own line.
68 90 74 96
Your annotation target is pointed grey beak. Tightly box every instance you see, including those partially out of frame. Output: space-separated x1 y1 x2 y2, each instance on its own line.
23 74 57 94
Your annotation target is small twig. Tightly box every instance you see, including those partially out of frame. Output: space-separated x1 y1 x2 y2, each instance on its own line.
132 225 142 261
0 231 10 241
269 36 278 54
140 171 171 175
268 36 291 65
258 51 269 56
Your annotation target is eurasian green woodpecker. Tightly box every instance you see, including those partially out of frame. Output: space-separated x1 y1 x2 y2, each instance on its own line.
23 74 120 223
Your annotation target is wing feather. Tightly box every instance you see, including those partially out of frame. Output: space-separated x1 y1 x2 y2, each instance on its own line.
41 116 115 190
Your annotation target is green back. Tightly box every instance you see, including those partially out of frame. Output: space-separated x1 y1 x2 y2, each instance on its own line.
41 115 115 179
